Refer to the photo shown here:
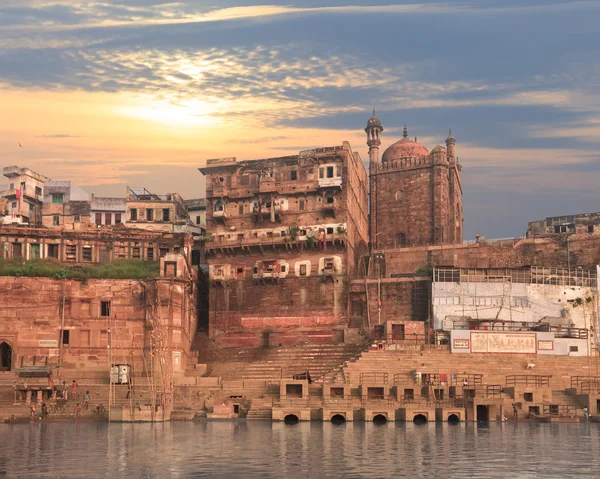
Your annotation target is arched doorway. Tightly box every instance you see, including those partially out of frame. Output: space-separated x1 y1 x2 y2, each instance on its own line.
331 414 346 424
0 342 13 371
447 414 460 424
372 414 387 424
284 414 299 424
413 414 428 425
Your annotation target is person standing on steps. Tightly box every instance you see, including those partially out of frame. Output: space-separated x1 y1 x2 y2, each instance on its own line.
71 380 78 400
512 403 518 420
583 406 589 421
83 391 90 410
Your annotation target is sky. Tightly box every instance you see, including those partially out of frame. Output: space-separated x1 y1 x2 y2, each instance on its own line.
1 0 599 239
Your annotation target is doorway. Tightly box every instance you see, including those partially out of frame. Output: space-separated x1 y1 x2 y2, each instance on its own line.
0 342 12 371
392 324 405 341
476 405 489 421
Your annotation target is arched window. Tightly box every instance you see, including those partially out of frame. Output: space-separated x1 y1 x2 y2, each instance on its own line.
0 342 12 371
395 233 407 248
395 191 403 201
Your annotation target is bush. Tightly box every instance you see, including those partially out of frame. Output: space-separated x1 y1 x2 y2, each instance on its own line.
0 259 159 280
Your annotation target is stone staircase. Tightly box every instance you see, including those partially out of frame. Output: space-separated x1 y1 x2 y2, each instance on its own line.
246 396 274 420
552 389 583 407
331 346 600 390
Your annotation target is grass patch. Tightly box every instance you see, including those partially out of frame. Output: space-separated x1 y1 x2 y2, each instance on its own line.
0 259 160 280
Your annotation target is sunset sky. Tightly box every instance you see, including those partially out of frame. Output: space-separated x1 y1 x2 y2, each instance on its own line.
1 1 599 238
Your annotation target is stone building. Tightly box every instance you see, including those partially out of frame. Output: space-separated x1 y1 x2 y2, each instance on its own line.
0 253 198 383
126 187 189 232
42 181 91 229
1 166 49 226
366 113 463 249
91 196 127 226
0 225 194 263
184 198 207 228
199 143 369 346
528 212 600 237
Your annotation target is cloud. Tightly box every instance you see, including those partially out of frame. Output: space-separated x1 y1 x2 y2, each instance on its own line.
34 134 82 138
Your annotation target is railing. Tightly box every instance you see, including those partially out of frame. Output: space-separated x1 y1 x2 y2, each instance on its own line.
387 334 427 345
360 396 395 408
543 405 580 417
506 375 551 388
360 372 388 384
571 376 600 394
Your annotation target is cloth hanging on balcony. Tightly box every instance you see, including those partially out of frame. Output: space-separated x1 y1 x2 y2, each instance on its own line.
15 189 21 199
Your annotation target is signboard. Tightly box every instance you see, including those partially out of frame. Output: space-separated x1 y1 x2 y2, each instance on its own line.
39 340 58 348
470 332 536 354
453 339 470 350
537 340 554 351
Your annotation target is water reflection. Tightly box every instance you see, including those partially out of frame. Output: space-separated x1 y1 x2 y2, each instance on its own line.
0 421 599 478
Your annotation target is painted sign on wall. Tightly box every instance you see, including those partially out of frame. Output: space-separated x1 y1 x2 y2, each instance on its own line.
470 332 536 354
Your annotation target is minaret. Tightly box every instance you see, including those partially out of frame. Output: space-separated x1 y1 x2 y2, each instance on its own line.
365 109 383 250
446 129 456 159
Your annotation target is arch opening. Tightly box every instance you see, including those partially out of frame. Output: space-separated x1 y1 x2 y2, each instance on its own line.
413 414 427 425
447 414 460 424
284 414 299 424
331 414 346 425
0 342 12 371
372 414 387 425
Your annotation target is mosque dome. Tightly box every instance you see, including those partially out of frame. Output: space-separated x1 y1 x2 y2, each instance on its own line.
382 125 429 162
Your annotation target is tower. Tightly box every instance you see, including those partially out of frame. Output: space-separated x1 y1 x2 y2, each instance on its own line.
446 129 456 159
365 110 383 249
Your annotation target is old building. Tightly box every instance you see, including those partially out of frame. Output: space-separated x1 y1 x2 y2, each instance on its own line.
126 187 189 233
366 113 463 249
42 181 91 229
528 212 600 237
199 143 369 346
184 198 207 228
1 166 49 226
0 225 194 263
91 195 127 226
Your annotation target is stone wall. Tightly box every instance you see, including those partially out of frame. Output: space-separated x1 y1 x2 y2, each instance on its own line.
0 275 197 379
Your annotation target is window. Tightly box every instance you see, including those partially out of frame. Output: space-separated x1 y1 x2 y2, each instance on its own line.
146 209 154 221
52 193 64 204
164 262 177 277
239 204 244 215
319 167 324 179
570 346 579 352
325 192 334 204
524 392 533 402
280 265 286 273
9 183 14 190
327 166 334 178
351 301 363 317
327 227 334 234
588 225 594 233
240 175 249 186
299 199 305 211
73 215 81 223
95 213 102 225
290 170 297 181
105 213 112 225
65 245 76 261
130 208 137 221
300 264 307 276
79 330 90 347
115 213 122 224
308 168 314 174
48 244 59 259
61 330 70 346
52 215 60 226
35 186 42 197
132 247 140 259
80 300 91 317
29 203 34 213
12 243 22 258
196 216 201 225
162 209 170 222
101 301 111 317
159 247 169 258
82 246 92 262
31 244 40 259
147 248 154 260
236 267 244 280
11 202 17 209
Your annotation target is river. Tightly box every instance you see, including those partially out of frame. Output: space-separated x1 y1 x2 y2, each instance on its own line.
0 421 599 478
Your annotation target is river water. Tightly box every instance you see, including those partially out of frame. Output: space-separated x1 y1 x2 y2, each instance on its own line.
1 420 599 478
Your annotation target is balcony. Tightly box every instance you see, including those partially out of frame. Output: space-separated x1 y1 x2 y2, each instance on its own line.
211 183 229 197
213 209 228 220
318 177 342 189
3 186 43 202
258 177 277 193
